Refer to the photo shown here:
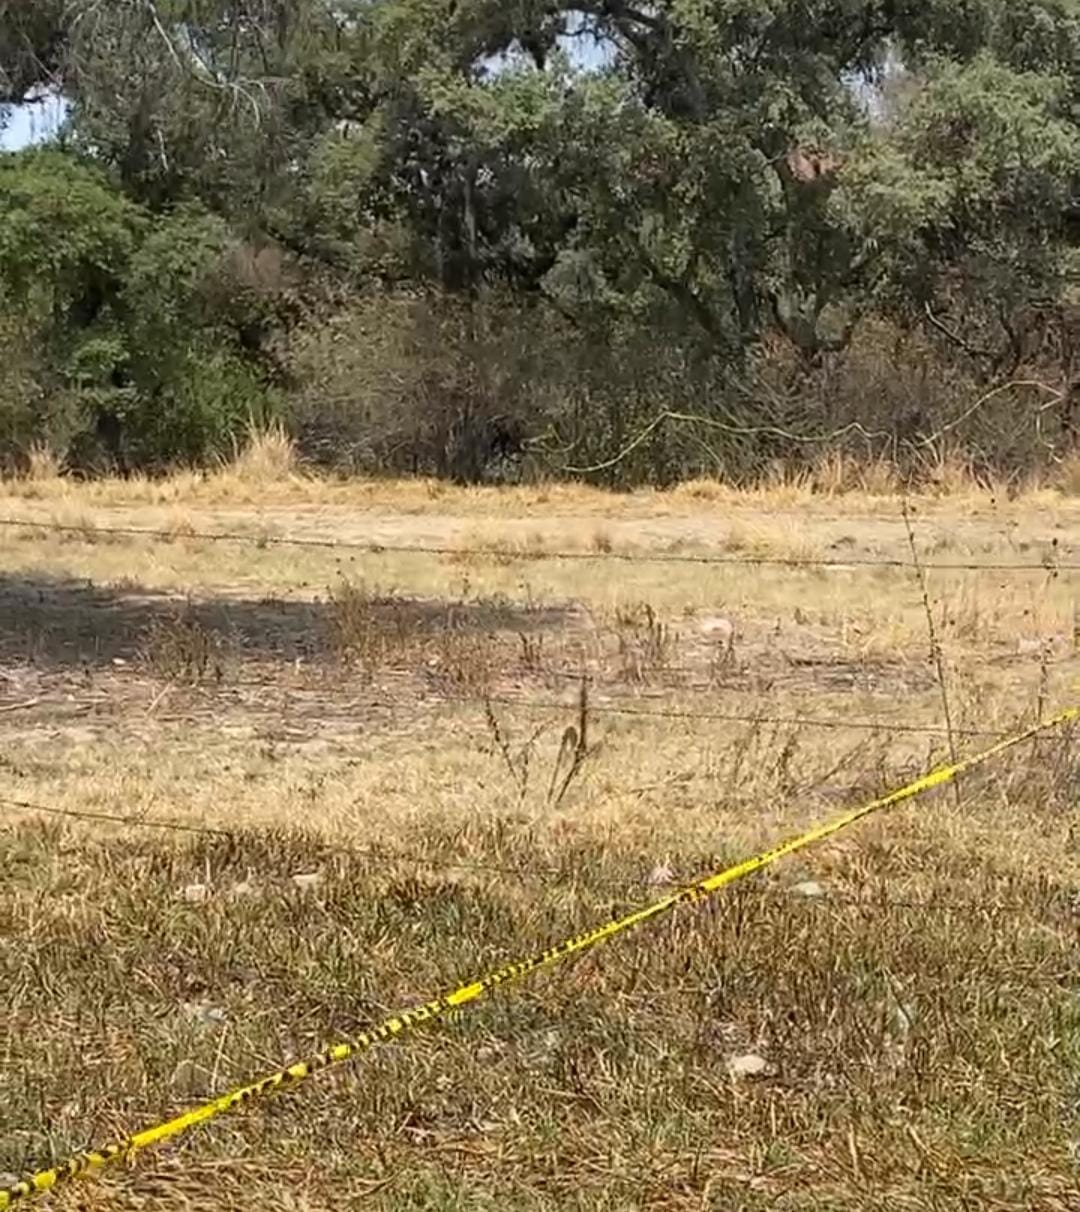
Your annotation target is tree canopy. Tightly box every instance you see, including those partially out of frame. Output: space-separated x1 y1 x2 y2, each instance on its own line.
2 0 1078 480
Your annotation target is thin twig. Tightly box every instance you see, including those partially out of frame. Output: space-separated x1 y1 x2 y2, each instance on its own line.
482 697 528 800
1034 543 1060 737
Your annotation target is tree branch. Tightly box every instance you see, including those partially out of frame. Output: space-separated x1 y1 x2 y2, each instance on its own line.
923 301 996 363
637 246 728 350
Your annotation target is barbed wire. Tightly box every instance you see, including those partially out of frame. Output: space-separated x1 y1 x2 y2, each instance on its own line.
1 793 1070 919
2 670 1028 740
0 515 1073 572
481 693 1013 738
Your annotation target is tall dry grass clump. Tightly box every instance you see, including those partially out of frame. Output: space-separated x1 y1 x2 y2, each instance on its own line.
809 450 902 497
0 442 67 500
221 422 302 486
25 442 63 482
1054 450 1080 495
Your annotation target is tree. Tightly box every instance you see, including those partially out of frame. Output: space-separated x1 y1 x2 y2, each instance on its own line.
3 1 1079 478
0 0 68 106
0 151 282 467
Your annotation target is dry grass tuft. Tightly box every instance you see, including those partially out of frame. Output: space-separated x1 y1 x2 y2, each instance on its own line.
160 509 198 542
720 518 823 562
328 579 507 693
26 442 63 482
1055 450 1080 495
612 601 674 682
810 450 902 497
47 503 101 544
328 580 415 675
449 527 555 566
140 607 227 683
222 422 302 485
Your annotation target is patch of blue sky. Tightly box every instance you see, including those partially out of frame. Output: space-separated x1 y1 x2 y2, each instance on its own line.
0 92 70 151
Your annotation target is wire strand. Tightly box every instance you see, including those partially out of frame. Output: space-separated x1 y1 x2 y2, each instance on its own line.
0 516 1072 572
4 673 1022 739
0 793 1068 918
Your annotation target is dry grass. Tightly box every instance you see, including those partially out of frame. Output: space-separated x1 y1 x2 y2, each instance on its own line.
140 607 228 684
25 442 63 482
1055 450 1080 495
221 422 303 486
1 750 1077 1211
1 477 1079 1211
1 435 1078 518
327 579 511 694
720 519 825 563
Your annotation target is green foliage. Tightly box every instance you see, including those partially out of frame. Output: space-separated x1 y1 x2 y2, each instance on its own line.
909 57 1079 212
141 344 280 465
0 152 279 468
0 150 143 321
2 0 1079 479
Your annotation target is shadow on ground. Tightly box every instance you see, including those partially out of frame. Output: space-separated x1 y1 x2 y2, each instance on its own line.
0 573 571 672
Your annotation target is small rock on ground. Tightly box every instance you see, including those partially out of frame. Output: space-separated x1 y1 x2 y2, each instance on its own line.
791 880 827 899
726 1053 770 1079
181 1001 226 1028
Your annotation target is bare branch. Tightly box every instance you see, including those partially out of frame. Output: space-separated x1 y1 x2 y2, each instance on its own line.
923 300 995 362
911 379 1064 449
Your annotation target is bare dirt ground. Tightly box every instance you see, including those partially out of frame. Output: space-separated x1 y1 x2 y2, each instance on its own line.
1 471 1078 1210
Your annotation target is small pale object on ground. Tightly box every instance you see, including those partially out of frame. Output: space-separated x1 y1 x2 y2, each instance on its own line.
1016 637 1044 656
646 862 676 887
181 1001 226 1028
230 879 256 898
889 1000 917 1040
699 615 735 644
791 880 827 898
180 882 209 903
726 1053 769 1079
291 871 323 891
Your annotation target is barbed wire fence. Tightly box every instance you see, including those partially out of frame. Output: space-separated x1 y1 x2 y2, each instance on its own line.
2 792 1073 920
0 514 1074 570
1 504 1078 1208
0 503 1075 895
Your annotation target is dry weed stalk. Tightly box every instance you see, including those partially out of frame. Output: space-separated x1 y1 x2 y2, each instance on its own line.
902 501 959 805
483 678 595 809
546 678 593 809
140 606 226 683
615 602 674 683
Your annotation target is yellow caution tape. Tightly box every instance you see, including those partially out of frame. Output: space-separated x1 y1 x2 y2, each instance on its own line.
2 706 1075 1209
